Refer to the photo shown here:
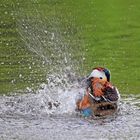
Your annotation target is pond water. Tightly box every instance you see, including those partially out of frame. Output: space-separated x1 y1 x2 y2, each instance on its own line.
0 0 140 94
0 0 140 139
0 85 140 140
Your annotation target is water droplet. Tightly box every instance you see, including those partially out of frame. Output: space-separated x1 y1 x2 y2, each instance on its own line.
4 11 8 14
44 30 48 34
1 62 4 65
11 79 16 83
19 74 22 78
26 87 32 92
51 33 55 40
42 61 45 65
64 57 68 64
83 57 85 61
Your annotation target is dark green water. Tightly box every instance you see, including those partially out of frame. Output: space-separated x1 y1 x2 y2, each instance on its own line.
0 0 140 94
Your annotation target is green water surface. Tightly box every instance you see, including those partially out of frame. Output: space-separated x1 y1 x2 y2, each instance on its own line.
0 0 140 94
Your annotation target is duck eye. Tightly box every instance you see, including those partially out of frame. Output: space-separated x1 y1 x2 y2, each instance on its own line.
100 77 103 79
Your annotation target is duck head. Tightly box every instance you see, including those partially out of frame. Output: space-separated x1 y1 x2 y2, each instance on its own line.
88 67 110 82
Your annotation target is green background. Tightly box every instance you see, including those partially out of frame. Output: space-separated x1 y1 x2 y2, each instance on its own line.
0 0 140 94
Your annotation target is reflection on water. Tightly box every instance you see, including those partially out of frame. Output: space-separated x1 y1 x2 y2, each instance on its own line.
0 85 140 140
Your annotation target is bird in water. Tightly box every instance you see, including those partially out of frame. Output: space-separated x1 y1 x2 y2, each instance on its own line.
76 67 120 117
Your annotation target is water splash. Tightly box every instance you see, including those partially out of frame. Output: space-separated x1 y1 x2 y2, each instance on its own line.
0 91 140 140
17 10 85 79
0 0 87 119
0 82 85 118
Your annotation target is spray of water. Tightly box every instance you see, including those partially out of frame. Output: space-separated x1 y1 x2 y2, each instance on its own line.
4 3 86 116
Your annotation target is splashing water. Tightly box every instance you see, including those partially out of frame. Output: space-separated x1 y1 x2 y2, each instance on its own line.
17 11 85 79
0 87 140 140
